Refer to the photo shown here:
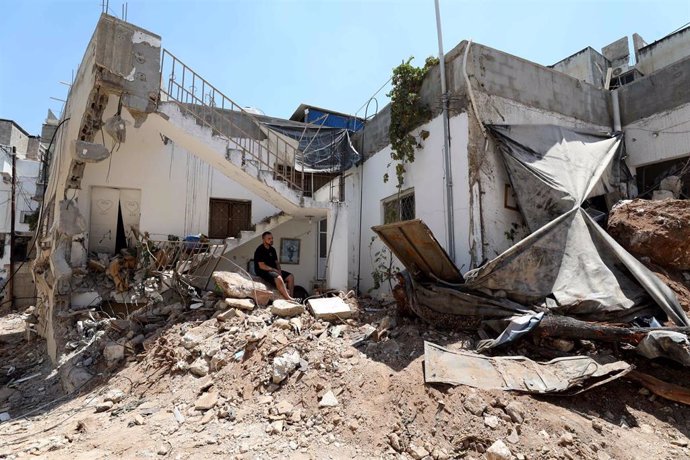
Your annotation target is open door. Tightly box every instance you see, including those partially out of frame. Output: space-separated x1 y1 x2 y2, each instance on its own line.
89 187 141 254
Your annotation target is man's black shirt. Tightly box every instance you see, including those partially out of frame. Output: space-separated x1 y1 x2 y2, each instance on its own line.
254 244 278 277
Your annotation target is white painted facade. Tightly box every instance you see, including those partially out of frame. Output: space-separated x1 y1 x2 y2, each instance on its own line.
623 102 690 170
0 153 40 272
76 95 323 289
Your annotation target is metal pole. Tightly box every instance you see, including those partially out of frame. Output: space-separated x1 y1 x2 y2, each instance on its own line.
434 0 456 262
9 146 16 309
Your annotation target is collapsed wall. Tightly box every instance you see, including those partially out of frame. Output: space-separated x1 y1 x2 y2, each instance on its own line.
32 15 161 366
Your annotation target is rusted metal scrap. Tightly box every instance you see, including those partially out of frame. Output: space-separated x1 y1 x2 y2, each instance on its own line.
424 341 631 394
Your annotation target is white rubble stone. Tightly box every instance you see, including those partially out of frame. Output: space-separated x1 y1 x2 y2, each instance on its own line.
486 439 512 460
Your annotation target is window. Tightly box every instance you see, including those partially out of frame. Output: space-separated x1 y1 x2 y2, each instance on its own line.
20 211 36 225
382 190 415 224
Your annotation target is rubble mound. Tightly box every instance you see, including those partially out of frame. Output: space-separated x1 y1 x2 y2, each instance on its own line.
608 199 690 270
4 298 690 459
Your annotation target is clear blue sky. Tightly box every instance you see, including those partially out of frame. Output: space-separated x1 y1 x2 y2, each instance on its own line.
1 0 688 135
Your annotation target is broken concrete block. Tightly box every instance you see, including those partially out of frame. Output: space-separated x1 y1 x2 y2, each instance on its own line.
270 300 305 318
103 342 125 363
652 190 674 200
505 401 525 424
275 400 294 415
660 175 682 197
195 391 218 411
486 439 512 460
307 297 353 320
71 291 102 309
60 363 93 393
212 272 273 306
272 350 301 384
95 400 114 413
318 390 339 408
190 358 210 377
224 298 255 311
216 308 238 322
104 388 126 403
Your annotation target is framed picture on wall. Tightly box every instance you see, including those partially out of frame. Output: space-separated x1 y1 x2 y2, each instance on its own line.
280 238 301 264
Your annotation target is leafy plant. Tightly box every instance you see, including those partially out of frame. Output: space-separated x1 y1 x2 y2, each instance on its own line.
368 236 397 292
385 56 438 189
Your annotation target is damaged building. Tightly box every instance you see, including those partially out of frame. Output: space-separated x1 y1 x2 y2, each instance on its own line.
29 12 690 394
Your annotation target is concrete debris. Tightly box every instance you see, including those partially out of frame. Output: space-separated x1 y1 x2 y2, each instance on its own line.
504 401 525 424
307 297 354 320
224 298 256 311
506 429 519 444
173 406 185 424
103 342 125 363
270 299 305 317
212 271 273 306
463 393 487 416
652 190 675 200
486 439 512 460
318 390 339 408
660 175 682 197
95 400 114 412
272 350 301 384
267 420 284 434
104 388 126 403
408 444 430 459
484 415 500 429
189 358 210 377
194 391 218 411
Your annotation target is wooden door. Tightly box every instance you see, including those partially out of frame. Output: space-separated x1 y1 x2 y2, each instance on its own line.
208 199 251 238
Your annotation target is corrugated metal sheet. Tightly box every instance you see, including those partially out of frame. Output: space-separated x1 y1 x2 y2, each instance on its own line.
372 219 463 283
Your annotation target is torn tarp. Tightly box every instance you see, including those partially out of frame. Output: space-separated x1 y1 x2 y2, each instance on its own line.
424 341 632 394
475 312 544 352
464 125 689 326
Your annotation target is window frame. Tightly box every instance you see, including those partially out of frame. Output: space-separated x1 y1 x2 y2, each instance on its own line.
381 188 415 225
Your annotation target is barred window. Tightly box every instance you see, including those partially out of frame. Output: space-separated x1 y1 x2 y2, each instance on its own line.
382 190 415 224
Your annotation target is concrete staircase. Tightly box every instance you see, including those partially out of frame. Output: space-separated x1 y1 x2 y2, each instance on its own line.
151 49 329 218
224 212 293 253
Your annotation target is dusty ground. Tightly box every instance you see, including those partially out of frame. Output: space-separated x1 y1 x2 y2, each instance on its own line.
1 301 690 460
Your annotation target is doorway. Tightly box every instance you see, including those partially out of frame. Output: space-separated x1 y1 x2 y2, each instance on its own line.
208 198 251 239
89 187 141 254
317 218 327 280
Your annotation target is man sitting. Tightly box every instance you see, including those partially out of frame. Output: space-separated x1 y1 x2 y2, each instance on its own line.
253 231 296 301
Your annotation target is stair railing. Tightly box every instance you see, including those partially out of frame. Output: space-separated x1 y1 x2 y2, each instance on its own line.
159 49 305 197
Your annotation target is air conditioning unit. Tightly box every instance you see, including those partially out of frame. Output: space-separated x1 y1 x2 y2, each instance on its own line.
612 64 630 77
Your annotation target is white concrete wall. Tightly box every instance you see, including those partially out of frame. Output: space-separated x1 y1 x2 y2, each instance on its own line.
78 96 281 246
352 113 471 296
623 102 690 169
217 217 318 290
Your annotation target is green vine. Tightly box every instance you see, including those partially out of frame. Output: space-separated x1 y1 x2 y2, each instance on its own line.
384 56 438 189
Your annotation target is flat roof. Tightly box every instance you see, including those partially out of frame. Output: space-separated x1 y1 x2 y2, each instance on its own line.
0 119 33 137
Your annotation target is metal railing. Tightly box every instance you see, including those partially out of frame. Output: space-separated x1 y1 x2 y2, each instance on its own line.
159 49 305 195
142 238 229 292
